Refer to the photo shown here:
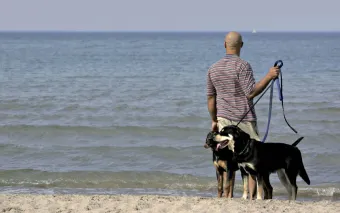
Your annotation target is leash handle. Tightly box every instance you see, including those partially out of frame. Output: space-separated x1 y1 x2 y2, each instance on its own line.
274 60 283 68
274 60 283 101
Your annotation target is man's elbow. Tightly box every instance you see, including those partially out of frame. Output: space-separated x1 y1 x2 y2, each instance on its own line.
246 93 254 100
246 86 257 100
207 95 216 106
207 95 216 101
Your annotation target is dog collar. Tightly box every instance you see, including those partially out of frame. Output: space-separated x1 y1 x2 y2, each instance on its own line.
236 141 251 156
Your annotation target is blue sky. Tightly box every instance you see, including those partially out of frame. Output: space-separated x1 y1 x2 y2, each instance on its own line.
0 0 339 32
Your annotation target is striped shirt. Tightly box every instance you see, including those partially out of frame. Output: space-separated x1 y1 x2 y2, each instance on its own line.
206 54 257 122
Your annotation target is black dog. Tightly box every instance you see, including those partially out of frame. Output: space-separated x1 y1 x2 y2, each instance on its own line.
204 131 249 199
218 125 310 201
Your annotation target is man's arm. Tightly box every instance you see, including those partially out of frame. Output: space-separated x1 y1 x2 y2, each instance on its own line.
246 75 272 100
238 62 280 100
247 66 281 100
207 95 217 122
206 69 217 122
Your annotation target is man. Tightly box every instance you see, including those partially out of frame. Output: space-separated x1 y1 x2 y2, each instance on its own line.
206 31 280 199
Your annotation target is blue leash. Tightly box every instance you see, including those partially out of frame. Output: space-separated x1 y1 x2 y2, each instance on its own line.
236 60 298 142
261 60 283 143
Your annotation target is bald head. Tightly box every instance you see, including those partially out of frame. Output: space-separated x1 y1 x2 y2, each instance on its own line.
224 31 243 50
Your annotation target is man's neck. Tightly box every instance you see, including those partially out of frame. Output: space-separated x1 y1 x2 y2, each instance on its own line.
226 50 240 56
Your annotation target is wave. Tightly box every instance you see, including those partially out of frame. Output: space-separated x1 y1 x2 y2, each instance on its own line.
0 169 212 190
0 143 205 153
0 123 205 130
1 169 339 200
0 124 208 136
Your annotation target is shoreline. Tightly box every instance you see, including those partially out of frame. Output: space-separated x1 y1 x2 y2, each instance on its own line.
1 194 340 213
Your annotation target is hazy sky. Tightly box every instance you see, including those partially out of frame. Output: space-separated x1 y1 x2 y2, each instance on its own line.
0 0 339 32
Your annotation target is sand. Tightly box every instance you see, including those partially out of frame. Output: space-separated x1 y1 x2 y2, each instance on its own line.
1 194 339 213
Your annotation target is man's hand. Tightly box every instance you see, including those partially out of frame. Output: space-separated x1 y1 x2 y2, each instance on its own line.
211 120 218 132
267 66 280 80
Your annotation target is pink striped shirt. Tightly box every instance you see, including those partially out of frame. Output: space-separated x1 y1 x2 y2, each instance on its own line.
206 54 257 122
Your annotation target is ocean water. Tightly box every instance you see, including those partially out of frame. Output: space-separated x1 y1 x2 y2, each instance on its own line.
0 32 340 201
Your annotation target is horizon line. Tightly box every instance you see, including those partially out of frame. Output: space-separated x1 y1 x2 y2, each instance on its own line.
0 30 340 33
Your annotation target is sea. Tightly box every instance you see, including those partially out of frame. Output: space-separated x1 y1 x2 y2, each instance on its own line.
0 32 339 202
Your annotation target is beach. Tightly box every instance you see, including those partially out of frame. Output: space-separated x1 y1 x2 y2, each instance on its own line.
1 194 340 213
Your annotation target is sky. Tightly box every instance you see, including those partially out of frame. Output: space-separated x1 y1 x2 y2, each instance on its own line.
0 0 339 32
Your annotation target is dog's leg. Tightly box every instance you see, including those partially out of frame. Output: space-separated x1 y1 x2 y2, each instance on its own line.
277 169 292 200
262 173 273 199
230 171 236 198
221 166 235 198
286 169 299 201
256 174 264 200
214 161 224 198
219 160 234 198
217 168 224 198
240 167 248 199
224 170 235 198
261 175 268 199
222 171 229 198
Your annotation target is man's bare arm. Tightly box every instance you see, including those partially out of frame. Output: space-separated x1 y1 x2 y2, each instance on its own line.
247 67 280 100
207 95 217 122
247 75 272 99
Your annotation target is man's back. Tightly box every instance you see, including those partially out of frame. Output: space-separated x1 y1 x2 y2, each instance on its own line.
206 54 256 122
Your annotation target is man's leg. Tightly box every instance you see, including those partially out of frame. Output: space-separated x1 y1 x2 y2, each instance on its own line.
249 174 257 200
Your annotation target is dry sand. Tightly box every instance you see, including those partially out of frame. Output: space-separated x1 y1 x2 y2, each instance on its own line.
1 194 339 213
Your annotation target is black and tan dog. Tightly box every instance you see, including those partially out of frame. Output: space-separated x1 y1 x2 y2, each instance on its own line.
216 125 310 201
204 131 250 199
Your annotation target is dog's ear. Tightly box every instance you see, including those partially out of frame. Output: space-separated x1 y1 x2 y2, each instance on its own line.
219 126 230 136
221 125 239 134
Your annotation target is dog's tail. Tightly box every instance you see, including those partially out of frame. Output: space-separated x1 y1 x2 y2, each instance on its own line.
291 136 304 147
299 164 310 185
297 150 310 185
